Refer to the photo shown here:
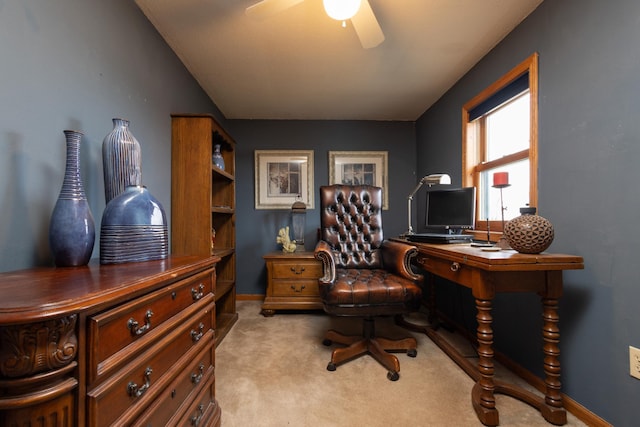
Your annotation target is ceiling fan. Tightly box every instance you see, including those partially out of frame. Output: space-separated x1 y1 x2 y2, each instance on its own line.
245 0 385 49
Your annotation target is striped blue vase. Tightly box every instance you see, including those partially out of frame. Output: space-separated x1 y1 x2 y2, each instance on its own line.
102 118 142 204
49 130 95 266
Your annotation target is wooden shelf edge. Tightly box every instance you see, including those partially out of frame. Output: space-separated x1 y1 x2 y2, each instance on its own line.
216 280 235 300
212 167 234 181
215 313 238 347
211 207 234 214
212 248 234 258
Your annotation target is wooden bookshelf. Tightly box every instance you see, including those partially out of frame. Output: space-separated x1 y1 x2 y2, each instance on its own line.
171 113 238 345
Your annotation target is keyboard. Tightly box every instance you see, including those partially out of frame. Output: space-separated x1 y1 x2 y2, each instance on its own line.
406 233 473 244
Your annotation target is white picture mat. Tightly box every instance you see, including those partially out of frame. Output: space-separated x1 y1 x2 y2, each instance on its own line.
328 151 388 210
255 150 314 209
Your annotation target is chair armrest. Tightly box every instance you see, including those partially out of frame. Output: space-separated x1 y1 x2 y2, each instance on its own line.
381 240 423 283
314 240 336 284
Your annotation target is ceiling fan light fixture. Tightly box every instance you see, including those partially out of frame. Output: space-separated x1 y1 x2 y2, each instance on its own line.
323 0 361 21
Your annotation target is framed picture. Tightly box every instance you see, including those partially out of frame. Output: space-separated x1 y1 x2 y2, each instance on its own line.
255 150 315 209
328 151 388 210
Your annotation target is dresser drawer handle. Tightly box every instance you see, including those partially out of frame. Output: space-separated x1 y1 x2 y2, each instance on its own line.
127 310 153 336
191 283 205 301
191 322 205 342
450 262 460 272
290 266 306 274
290 284 306 293
191 363 205 385
190 404 205 426
127 366 153 398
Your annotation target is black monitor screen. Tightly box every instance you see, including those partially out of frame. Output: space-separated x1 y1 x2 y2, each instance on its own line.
424 187 476 233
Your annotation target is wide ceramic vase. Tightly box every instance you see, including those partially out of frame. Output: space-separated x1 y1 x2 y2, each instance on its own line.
100 185 168 264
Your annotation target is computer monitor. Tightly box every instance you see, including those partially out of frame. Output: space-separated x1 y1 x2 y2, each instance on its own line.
424 187 476 234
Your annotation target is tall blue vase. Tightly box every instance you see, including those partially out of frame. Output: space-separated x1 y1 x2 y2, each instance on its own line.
49 130 95 267
102 118 142 204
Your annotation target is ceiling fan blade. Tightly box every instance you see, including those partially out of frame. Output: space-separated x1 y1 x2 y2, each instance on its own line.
245 0 305 20
351 0 385 49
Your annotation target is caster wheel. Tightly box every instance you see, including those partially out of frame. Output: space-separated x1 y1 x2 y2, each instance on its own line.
327 363 336 372
387 370 399 381
407 349 417 358
322 339 332 346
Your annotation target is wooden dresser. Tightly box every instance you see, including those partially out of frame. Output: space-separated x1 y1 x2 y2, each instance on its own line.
261 252 323 316
0 256 221 426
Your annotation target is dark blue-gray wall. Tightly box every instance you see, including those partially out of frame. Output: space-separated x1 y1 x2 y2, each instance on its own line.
0 0 223 272
416 0 640 425
226 119 417 296
1 0 637 425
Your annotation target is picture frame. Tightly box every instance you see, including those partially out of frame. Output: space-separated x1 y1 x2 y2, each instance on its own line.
328 151 388 210
255 150 315 209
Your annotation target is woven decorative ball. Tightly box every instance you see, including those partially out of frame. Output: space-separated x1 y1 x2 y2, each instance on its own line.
503 207 554 254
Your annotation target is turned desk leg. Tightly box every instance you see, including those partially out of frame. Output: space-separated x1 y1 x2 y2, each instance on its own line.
472 297 499 426
540 295 567 424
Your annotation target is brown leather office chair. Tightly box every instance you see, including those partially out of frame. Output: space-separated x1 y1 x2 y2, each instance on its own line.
314 185 423 381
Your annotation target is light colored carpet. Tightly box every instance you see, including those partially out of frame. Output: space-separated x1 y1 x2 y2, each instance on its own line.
215 301 586 427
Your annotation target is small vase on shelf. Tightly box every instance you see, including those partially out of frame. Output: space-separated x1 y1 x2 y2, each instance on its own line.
49 130 95 267
212 144 225 170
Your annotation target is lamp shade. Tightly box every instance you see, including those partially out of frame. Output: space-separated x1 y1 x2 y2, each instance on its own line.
323 0 361 21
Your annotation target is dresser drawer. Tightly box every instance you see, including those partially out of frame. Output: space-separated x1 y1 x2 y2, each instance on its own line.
271 261 322 279
174 380 220 427
272 279 319 297
88 270 212 383
87 303 214 427
133 343 214 426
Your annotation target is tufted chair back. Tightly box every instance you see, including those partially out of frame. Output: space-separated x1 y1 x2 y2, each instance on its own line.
319 185 383 269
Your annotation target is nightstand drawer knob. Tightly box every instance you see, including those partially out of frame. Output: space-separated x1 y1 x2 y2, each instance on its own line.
450 262 460 272
290 284 306 292
290 266 306 274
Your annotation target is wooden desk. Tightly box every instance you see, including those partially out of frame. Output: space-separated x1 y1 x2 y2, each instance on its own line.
392 239 584 426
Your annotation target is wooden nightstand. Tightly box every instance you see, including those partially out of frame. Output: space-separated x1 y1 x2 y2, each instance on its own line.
261 251 323 316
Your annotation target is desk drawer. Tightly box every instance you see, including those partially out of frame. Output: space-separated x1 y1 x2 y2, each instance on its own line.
271 261 322 279
416 255 473 286
87 303 214 427
88 270 212 376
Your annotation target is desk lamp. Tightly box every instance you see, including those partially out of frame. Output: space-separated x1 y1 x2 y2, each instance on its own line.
404 173 451 236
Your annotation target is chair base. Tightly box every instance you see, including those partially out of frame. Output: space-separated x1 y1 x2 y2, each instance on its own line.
323 317 417 381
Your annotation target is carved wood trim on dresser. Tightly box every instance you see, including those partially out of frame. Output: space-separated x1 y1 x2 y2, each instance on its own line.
0 255 221 427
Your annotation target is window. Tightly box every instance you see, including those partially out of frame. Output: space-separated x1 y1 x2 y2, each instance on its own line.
462 53 538 236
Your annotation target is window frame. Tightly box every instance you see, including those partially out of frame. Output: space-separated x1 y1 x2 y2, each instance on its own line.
462 53 539 239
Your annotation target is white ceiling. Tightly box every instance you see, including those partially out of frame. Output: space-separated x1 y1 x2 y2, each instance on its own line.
134 0 543 121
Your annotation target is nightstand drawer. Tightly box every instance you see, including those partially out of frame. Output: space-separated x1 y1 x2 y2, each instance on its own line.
262 252 324 315
272 261 322 279
272 279 319 297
